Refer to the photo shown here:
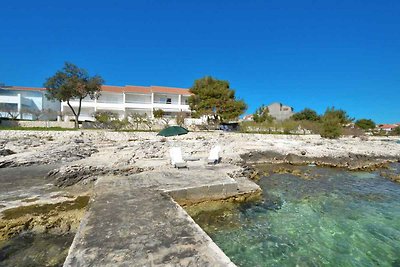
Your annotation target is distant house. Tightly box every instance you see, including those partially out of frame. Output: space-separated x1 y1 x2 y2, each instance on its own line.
242 114 254 121
0 85 60 120
378 124 398 132
267 102 294 121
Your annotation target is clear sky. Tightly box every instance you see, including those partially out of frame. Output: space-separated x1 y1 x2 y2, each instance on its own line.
1 0 399 123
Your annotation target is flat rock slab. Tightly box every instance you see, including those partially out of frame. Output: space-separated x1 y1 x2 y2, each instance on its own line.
64 174 238 266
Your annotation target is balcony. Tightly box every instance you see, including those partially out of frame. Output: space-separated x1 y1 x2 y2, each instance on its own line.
0 95 20 104
153 102 190 112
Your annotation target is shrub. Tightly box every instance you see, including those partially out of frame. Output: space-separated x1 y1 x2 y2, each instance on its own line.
94 111 118 124
175 112 187 126
324 107 353 124
298 120 322 134
355 119 375 130
253 105 274 123
153 109 164 119
320 114 342 139
292 108 320 121
393 126 400 135
93 111 129 130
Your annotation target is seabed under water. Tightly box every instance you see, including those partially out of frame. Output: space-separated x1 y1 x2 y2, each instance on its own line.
191 164 400 267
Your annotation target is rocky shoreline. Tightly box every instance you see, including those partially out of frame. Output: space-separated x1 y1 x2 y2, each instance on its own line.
0 130 399 243
0 130 399 188
241 150 400 171
0 195 89 241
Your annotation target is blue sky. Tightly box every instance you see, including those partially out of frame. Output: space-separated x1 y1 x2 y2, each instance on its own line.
1 0 399 123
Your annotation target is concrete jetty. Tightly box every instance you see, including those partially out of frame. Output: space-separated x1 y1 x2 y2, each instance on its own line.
64 164 260 266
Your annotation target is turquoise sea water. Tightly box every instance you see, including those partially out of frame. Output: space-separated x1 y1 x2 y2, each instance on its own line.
191 164 400 266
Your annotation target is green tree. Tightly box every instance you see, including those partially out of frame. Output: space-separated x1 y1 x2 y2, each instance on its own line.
393 126 400 135
355 119 376 130
44 62 104 128
324 106 353 125
253 104 274 123
292 108 320 121
188 76 247 123
320 108 344 139
153 109 164 118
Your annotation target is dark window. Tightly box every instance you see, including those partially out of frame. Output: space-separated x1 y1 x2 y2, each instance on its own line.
166 98 172 104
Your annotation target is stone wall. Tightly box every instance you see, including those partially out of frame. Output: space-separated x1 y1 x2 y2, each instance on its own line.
0 120 75 128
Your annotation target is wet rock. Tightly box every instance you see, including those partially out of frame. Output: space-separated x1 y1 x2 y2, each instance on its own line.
47 165 105 187
0 196 89 241
0 144 98 168
241 150 400 171
0 149 15 157
47 164 151 187
380 171 400 183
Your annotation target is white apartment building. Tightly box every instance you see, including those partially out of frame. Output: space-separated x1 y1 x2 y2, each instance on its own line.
0 85 60 120
61 85 191 121
0 84 191 122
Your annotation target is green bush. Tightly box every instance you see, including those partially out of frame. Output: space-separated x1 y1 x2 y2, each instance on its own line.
393 126 400 135
320 114 342 139
94 111 118 123
93 111 129 130
153 109 164 119
355 119 375 130
292 108 320 121
253 104 274 123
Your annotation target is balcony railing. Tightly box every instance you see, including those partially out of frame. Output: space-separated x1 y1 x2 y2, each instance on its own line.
125 100 152 104
97 99 124 104
153 100 179 105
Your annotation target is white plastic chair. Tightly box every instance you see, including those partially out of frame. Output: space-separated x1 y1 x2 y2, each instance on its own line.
208 145 221 164
169 147 187 168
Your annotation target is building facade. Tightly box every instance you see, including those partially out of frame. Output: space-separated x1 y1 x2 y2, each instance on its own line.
267 102 294 121
0 85 60 120
0 84 191 121
62 85 191 121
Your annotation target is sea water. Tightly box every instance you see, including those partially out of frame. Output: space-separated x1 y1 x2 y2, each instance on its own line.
191 164 400 266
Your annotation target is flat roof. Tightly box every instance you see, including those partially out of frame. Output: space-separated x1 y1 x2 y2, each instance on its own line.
2 84 192 95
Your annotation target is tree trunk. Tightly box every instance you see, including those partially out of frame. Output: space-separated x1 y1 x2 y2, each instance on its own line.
67 99 80 129
74 115 79 129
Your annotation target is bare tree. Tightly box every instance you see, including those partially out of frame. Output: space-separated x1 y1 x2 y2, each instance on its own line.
126 112 145 130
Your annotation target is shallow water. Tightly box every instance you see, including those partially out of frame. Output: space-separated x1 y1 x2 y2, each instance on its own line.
0 232 74 267
191 164 400 266
0 165 76 267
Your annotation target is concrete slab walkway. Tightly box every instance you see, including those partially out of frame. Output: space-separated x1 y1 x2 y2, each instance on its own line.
64 167 260 266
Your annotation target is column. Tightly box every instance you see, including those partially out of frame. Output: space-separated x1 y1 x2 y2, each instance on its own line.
122 93 126 118
178 94 182 106
151 93 155 118
17 94 22 119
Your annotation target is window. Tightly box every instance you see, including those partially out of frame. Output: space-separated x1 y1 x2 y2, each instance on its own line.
166 98 171 104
